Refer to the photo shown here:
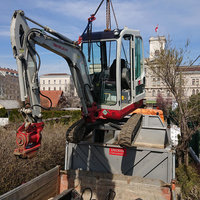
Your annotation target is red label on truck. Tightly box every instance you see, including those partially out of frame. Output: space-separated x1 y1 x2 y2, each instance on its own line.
109 148 127 156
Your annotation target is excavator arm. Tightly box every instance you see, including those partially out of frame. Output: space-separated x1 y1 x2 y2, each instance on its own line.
10 10 96 158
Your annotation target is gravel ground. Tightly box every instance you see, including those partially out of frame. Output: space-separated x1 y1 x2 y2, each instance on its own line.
0 122 68 195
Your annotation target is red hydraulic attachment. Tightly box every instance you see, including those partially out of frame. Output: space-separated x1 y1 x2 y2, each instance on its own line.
14 122 44 158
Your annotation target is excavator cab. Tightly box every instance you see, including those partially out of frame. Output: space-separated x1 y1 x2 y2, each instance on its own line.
82 28 145 120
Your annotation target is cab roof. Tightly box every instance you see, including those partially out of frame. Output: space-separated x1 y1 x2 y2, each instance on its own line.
82 30 122 42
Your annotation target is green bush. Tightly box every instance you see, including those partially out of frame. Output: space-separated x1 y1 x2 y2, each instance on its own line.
8 109 23 122
176 164 200 199
8 109 81 124
42 110 81 125
0 108 8 118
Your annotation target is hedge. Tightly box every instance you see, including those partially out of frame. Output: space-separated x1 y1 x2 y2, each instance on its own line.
0 108 8 118
8 109 81 124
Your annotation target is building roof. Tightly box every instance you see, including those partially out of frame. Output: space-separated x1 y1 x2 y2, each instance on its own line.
179 66 200 72
149 36 166 42
40 90 63 108
40 73 70 77
0 67 18 74
0 100 20 109
177 66 200 74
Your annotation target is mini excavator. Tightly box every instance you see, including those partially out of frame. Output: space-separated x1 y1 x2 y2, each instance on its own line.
10 1 145 158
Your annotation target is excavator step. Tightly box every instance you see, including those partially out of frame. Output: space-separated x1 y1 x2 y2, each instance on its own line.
118 113 143 147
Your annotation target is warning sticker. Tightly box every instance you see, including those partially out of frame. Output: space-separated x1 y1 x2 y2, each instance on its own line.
109 148 127 156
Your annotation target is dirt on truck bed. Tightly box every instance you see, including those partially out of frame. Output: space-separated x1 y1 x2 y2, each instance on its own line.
0 122 67 195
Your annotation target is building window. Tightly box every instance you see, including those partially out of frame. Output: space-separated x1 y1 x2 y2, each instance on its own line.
157 67 160 74
157 78 160 86
152 78 156 86
155 50 159 56
65 87 67 92
54 80 56 84
59 87 61 90
48 87 51 91
192 89 195 95
167 90 170 97
48 80 50 84
59 80 61 84
43 87 45 90
152 90 155 97
196 79 199 86
43 80 45 84
54 87 56 90
196 89 199 94
192 79 195 85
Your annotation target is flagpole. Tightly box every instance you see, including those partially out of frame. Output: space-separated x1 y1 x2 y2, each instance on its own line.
155 24 159 36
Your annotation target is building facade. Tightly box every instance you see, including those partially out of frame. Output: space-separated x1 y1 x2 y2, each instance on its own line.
145 36 173 106
39 73 77 96
0 67 18 77
0 68 20 100
181 66 200 96
145 37 200 107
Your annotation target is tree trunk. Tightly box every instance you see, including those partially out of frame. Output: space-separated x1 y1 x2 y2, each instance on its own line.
177 149 183 166
178 153 182 166
184 146 189 166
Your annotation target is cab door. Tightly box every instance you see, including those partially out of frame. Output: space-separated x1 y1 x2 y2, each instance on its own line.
134 36 145 102
120 34 132 108
119 32 145 109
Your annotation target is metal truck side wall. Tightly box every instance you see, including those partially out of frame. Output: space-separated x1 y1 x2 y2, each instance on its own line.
0 167 172 200
0 166 60 200
65 143 175 184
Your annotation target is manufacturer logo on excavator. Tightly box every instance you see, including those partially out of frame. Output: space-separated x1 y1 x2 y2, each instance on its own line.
109 148 127 156
53 43 68 52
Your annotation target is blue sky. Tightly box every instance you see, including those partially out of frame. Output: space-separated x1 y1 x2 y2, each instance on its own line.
0 0 200 75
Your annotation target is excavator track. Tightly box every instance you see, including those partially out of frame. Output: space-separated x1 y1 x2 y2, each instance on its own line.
118 113 143 147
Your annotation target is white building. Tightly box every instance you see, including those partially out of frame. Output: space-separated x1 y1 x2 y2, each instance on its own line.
40 73 77 96
149 36 166 60
0 67 18 77
145 36 200 107
145 36 172 106
170 125 181 146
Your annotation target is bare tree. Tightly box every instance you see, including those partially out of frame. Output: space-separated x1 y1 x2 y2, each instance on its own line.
156 92 172 117
146 37 200 166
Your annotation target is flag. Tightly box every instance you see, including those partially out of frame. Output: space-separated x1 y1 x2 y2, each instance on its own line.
155 24 158 32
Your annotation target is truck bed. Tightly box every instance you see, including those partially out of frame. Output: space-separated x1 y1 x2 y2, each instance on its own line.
0 166 172 200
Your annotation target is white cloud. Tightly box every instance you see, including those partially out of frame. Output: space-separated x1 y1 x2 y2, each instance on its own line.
0 58 17 69
35 0 95 20
0 26 10 37
22 0 200 40
2 0 200 74
0 31 10 37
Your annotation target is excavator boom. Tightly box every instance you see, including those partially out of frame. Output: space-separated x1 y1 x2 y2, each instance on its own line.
11 10 94 119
